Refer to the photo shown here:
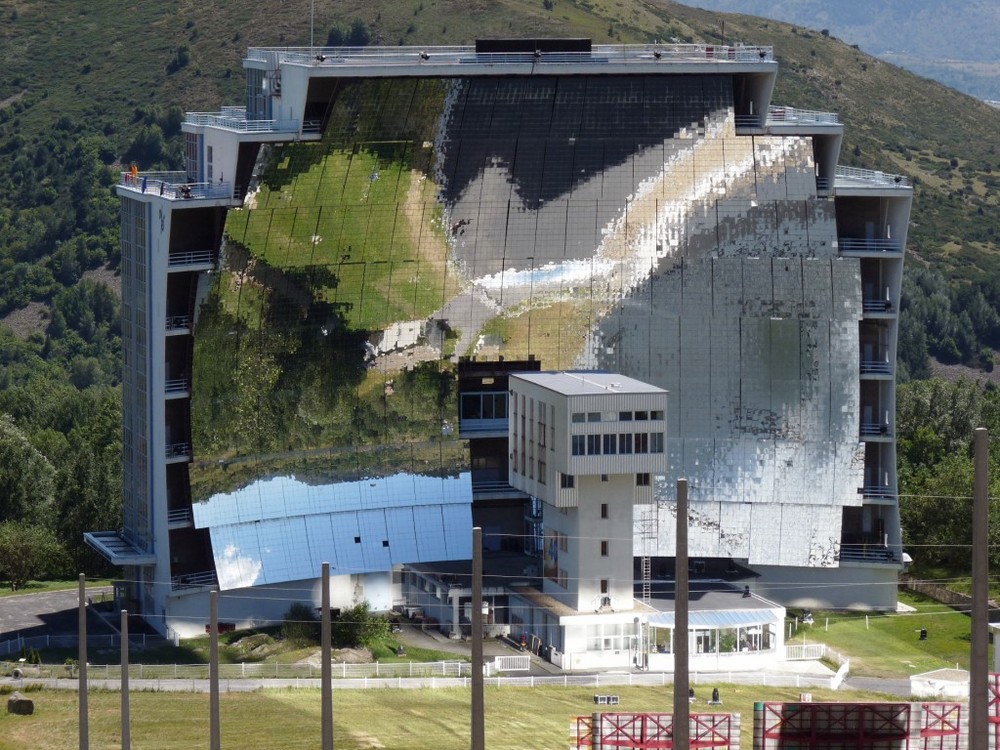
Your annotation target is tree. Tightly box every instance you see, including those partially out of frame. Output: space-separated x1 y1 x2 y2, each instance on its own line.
332 601 390 649
0 413 56 524
0 521 68 590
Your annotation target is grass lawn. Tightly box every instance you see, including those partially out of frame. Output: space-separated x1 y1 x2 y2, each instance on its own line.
785 591 984 678
0 683 901 750
0 580 113 599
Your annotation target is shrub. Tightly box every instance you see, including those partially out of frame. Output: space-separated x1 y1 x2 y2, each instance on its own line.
282 602 320 644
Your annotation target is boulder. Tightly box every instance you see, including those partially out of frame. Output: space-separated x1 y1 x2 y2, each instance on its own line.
7 692 34 716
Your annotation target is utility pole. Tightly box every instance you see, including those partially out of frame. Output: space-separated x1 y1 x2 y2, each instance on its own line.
210 590 220 750
970 428 989 750
471 527 485 750
78 574 89 750
673 479 689 750
321 562 333 750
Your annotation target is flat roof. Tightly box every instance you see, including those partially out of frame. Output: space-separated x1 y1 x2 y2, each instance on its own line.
511 370 667 397
244 43 776 78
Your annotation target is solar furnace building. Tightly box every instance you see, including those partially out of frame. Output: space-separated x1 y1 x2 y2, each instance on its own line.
86 39 911 637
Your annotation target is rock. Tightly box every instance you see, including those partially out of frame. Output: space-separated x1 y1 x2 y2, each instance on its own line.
7 692 34 716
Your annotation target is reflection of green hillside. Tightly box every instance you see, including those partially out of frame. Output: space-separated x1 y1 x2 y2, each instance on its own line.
225 144 454 332
189 438 467 504
192 78 466 488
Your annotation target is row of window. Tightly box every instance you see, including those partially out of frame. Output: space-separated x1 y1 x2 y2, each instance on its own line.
572 410 664 423
571 432 664 456
560 474 651 488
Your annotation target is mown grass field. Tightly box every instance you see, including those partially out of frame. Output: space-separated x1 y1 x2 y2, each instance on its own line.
785 591 984 678
0 683 900 750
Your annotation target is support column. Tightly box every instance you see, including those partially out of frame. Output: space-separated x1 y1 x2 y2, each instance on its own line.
78 574 89 750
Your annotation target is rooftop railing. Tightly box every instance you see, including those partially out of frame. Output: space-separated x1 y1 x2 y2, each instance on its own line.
185 110 302 133
168 250 214 267
246 43 774 68
766 105 840 125
835 165 910 188
119 173 237 201
839 238 903 254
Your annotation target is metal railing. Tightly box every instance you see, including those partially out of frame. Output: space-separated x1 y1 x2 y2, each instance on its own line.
165 378 190 394
166 314 191 331
862 299 894 314
838 238 903 254
165 442 191 460
119 174 237 201
860 358 892 375
838 544 897 563
1 667 848 692
861 484 897 501
860 422 892 438
245 43 774 67
168 250 214 267
170 570 217 590
766 105 840 125
167 507 193 526
835 165 910 188
185 111 300 133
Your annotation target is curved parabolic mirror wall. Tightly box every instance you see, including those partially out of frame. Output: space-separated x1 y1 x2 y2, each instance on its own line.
190 74 862 586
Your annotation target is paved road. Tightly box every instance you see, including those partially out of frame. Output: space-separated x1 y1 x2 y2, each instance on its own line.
0 586 114 640
842 676 913 697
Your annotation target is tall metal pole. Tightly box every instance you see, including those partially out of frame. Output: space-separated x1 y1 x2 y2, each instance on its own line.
210 590 221 750
121 609 131 750
673 479 689 750
471 527 485 750
78 573 89 750
321 562 333 750
971 428 989 750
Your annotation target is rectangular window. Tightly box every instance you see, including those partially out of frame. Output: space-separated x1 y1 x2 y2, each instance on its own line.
572 412 585 423
651 432 664 453
587 434 601 455
601 503 609 519
636 473 651 486
601 474 609 482
619 411 633 421
572 435 586 455
635 410 648 421
600 540 609 557
651 410 664 420
538 460 546 484
559 534 569 552
587 412 601 423
602 433 617 454
634 432 649 453
600 579 609 594
619 433 633 454
561 473 575 489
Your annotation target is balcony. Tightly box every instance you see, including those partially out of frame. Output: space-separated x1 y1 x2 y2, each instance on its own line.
166 314 192 334
835 165 911 189
165 377 190 398
860 422 893 440
166 442 192 463
862 297 895 316
185 106 308 135
838 544 898 564
860 346 893 377
167 507 194 529
860 484 897 502
168 250 214 270
838 237 903 256
118 172 237 203
171 570 218 591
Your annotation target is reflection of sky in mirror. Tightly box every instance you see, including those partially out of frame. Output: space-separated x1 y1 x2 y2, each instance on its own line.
194 472 473 590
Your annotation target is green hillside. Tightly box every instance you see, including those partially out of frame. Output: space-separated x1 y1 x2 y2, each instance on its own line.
2 0 1000 580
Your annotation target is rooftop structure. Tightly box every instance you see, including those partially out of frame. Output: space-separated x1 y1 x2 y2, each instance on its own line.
88 38 910 640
